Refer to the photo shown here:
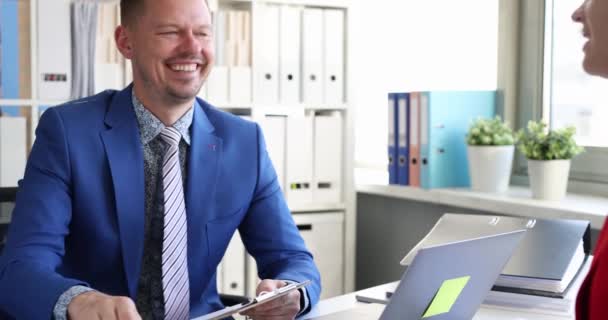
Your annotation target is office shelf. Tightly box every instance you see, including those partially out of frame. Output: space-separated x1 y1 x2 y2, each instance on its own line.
358 184 608 230
217 103 348 112
0 99 36 107
290 203 346 213
220 0 350 9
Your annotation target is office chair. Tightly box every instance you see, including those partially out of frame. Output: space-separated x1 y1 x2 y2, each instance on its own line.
0 187 16 253
218 293 250 306
0 187 249 307
0 187 17 203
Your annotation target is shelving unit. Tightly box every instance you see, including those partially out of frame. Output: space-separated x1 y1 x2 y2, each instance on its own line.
213 0 355 299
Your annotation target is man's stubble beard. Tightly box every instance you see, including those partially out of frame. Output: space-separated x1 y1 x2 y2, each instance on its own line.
135 61 205 104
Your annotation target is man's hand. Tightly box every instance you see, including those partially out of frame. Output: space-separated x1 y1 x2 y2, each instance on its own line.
67 291 141 320
241 279 301 320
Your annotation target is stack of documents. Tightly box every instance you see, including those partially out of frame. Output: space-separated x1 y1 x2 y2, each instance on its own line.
356 257 591 317
483 257 591 316
208 9 251 104
399 214 591 298
214 10 251 67
94 1 124 94
494 240 585 294
71 1 98 99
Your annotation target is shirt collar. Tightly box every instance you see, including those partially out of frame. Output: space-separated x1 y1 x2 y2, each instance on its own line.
131 92 193 146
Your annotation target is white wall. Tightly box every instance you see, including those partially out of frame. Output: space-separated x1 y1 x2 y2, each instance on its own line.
349 0 499 184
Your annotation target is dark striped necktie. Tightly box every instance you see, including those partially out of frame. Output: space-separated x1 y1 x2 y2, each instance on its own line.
160 126 190 320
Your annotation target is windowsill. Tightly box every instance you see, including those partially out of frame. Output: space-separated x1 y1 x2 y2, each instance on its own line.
356 184 608 229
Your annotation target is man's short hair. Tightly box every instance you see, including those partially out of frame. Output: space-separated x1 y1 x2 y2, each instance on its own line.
120 0 144 27
120 0 210 26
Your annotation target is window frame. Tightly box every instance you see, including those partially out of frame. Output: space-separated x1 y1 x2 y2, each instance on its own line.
509 0 608 192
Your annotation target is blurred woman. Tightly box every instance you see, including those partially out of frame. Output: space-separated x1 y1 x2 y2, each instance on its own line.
571 1 608 319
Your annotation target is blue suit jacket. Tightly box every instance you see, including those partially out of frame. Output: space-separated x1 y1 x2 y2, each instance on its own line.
0 86 321 319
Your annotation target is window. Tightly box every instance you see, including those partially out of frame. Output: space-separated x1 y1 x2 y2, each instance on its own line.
519 0 608 185
350 0 499 184
545 0 608 148
514 0 608 188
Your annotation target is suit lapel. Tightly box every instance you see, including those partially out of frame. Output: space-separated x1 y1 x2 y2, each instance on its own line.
186 99 222 299
100 85 145 298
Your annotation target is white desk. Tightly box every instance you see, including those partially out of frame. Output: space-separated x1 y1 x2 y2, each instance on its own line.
301 283 573 319
302 258 593 320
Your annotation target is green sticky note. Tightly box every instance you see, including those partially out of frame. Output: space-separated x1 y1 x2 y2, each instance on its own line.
422 276 470 318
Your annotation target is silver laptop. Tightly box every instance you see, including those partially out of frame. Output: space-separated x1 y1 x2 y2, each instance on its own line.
313 230 526 320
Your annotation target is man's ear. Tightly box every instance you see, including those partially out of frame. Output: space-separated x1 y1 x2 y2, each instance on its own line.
115 25 134 59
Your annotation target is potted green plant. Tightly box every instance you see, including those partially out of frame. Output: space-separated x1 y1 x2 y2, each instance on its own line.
466 116 515 193
516 120 584 201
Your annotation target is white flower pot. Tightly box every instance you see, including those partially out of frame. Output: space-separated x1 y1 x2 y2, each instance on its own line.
467 145 514 193
527 159 571 201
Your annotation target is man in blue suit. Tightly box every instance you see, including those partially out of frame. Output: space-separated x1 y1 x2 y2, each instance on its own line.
0 0 321 318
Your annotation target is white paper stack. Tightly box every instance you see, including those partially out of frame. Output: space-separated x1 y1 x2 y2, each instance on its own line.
94 2 123 93
71 1 98 98
494 241 586 294
210 9 252 105
482 256 592 316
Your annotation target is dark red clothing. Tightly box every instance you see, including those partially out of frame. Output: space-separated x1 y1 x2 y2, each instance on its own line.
577 219 608 319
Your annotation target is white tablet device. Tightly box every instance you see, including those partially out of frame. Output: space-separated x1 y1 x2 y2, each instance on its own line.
193 280 311 320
